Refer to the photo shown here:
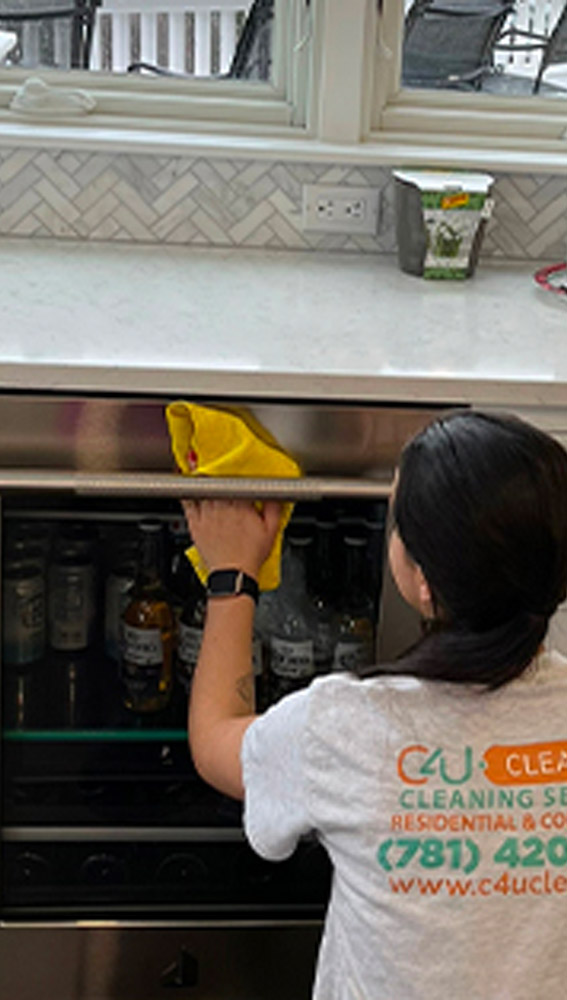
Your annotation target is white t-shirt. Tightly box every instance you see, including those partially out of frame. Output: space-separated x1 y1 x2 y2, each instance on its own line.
241 649 567 1000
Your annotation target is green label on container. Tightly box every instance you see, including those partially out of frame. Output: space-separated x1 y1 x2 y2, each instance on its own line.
421 191 487 279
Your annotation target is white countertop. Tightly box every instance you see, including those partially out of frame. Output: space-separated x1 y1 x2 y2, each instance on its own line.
0 238 566 407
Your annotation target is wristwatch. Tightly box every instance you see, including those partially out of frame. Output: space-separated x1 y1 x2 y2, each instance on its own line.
206 568 259 605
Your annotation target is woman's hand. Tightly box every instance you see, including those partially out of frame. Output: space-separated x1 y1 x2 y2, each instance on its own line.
182 498 283 579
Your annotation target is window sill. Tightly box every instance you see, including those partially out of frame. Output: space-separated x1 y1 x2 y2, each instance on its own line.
0 116 566 174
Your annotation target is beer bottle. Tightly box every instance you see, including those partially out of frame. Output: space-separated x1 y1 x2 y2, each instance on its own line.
48 524 97 653
310 511 338 675
267 526 316 703
176 571 206 695
121 520 174 713
167 520 194 627
104 533 139 661
3 543 46 667
332 532 375 673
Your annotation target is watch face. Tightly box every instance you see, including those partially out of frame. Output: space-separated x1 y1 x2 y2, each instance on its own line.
208 570 238 596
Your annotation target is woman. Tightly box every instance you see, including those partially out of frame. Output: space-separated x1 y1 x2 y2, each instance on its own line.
183 409 567 1000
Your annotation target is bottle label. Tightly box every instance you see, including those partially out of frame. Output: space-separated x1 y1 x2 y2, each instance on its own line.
270 638 314 679
121 625 164 702
3 574 45 665
333 639 373 673
177 622 203 691
123 624 163 666
49 564 95 652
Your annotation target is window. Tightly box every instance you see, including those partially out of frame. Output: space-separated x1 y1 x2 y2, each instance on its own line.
0 0 565 163
400 0 567 99
0 1 255 77
0 0 312 130
0 0 286 82
373 0 567 159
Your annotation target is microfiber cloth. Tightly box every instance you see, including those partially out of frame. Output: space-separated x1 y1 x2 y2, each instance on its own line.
166 401 302 591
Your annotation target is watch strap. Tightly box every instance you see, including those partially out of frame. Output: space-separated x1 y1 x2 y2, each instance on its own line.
206 568 259 605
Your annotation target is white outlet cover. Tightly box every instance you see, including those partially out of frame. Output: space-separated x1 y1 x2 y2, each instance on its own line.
302 184 380 235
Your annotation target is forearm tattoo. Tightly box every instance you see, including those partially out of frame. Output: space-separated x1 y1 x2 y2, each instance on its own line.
235 672 255 711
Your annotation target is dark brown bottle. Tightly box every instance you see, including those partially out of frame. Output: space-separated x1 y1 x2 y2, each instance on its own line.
121 521 174 713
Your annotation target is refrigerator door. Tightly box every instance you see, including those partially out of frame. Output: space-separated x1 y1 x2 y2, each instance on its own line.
0 392 445 998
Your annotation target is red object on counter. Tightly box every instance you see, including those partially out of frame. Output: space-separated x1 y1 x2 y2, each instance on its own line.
534 262 567 297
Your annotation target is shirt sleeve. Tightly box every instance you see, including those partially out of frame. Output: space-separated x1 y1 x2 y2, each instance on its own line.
240 686 313 861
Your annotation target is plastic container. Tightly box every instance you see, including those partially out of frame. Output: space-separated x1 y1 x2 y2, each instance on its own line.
393 170 494 279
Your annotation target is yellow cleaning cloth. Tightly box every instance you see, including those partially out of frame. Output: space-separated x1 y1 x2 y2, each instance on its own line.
166 401 302 591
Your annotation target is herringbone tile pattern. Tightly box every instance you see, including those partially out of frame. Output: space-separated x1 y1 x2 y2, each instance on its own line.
0 146 565 261
483 174 567 261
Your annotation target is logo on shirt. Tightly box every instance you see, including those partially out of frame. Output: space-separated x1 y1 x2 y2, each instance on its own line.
397 741 567 787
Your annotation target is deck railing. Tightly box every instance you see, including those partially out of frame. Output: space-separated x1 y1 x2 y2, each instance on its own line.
94 0 566 79
493 0 565 78
90 0 252 75
1 0 565 81
0 0 251 74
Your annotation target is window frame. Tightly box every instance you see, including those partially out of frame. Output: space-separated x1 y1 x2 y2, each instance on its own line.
0 0 564 172
0 0 312 132
370 0 567 162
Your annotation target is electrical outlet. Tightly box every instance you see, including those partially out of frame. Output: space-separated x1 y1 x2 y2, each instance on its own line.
302 184 380 235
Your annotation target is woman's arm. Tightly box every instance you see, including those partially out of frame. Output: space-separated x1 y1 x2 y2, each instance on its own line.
182 499 282 800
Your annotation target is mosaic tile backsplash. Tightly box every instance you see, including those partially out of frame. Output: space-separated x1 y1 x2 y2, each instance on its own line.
0 146 565 261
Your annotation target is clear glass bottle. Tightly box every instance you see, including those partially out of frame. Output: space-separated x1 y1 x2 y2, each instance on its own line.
332 532 375 673
48 524 97 653
7 520 52 570
310 511 338 676
3 664 45 730
251 592 276 712
48 649 94 730
3 542 46 667
267 527 316 704
121 520 174 713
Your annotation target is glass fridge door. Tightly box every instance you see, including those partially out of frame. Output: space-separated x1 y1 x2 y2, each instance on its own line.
1 490 395 921
0 394 438 924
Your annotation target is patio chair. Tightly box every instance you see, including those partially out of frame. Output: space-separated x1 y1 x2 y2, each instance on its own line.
494 0 567 93
128 0 275 81
0 27 16 61
228 0 274 80
0 0 99 70
402 0 515 90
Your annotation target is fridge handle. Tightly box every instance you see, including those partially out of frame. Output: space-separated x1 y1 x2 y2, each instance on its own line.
0 470 394 500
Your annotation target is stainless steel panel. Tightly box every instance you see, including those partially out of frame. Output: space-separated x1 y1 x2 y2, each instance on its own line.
0 394 448 477
3 827 246 842
0 470 393 499
0 925 322 1000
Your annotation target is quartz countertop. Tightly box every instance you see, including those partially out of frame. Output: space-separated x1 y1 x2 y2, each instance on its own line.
0 238 565 407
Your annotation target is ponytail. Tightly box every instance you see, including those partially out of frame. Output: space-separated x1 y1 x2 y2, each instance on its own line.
388 611 549 689
379 411 567 689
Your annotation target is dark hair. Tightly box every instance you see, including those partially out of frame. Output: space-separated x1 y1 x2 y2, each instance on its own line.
389 410 567 688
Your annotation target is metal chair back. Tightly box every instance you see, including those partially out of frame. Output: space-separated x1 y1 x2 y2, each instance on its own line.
402 0 515 90
228 0 273 79
534 1 567 92
0 0 98 69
